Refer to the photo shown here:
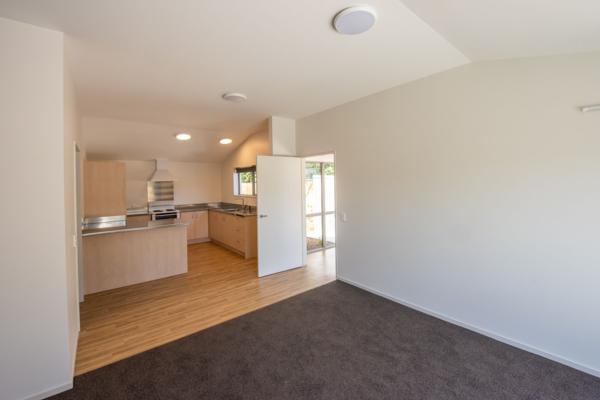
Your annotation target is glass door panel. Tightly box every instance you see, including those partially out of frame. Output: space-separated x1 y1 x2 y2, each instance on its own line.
305 158 335 252
305 162 322 214
306 215 323 251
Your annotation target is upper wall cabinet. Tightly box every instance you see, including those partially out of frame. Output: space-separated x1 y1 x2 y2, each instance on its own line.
84 161 126 218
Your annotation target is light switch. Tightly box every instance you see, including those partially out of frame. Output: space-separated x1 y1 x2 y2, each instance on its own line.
340 212 348 223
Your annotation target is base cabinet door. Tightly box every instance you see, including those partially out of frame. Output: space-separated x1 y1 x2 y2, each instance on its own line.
192 211 209 240
208 211 220 242
182 211 209 243
208 210 257 259
180 212 195 240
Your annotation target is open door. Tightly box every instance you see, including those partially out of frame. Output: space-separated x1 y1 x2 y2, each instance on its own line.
257 155 304 277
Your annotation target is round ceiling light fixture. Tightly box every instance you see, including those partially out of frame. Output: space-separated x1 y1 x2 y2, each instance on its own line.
222 92 248 103
175 132 191 141
333 5 377 35
219 138 233 145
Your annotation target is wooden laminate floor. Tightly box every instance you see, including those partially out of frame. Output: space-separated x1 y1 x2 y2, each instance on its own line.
75 242 336 375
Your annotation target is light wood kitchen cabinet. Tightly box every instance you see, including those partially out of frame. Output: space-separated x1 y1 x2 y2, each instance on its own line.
127 214 151 223
208 210 224 243
181 211 209 244
84 161 126 218
83 225 187 294
208 210 257 259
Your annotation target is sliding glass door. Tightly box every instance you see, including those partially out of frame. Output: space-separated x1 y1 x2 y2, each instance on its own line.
305 161 335 252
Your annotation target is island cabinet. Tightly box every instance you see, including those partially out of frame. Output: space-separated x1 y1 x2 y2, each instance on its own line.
84 160 126 218
180 210 209 244
83 223 188 294
208 210 257 259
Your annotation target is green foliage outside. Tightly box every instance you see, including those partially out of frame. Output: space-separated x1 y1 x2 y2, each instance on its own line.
305 162 334 178
239 171 255 183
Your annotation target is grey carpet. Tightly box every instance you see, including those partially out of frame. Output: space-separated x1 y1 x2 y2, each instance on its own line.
51 281 600 399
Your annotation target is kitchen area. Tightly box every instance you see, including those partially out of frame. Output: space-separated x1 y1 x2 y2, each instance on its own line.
81 158 258 296
73 127 334 376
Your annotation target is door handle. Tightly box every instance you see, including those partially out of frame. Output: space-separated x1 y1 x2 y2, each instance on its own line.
259 214 268 218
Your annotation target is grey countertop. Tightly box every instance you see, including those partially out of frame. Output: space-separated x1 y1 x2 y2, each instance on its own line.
175 203 213 212
123 202 257 219
176 203 257 217
206 208 257 217
83 219 189 237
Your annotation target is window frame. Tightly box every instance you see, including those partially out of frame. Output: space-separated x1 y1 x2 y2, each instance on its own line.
233 165 257 197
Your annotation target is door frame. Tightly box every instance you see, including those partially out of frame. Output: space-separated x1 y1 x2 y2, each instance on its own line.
301 151 338 277
305 161 336 253
74 143 84 305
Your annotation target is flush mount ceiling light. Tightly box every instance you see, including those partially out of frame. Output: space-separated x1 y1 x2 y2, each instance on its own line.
333 5 377 35
175 132 191 141
222 92 247 103
219 138 233 145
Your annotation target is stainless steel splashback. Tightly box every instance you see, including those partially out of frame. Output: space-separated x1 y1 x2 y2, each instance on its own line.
147 181 174 203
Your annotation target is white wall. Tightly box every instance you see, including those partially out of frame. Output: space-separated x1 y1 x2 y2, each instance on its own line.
221 130 271 206
121 160 222 207
297 52 600 376
0 17 74 399
269 116 296 156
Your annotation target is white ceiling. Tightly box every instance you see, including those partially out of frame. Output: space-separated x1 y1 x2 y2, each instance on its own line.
81 117 252 162
401 0 600 60
1 1 597 162
0 0 467 161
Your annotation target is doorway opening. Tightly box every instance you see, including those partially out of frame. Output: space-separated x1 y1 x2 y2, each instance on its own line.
304 154 335 253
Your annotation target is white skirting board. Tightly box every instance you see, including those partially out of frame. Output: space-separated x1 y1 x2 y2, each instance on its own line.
20 382 73 400
336 275 600 378
20 333 79 400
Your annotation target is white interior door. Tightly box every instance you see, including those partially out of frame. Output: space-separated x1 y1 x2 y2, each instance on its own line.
257 155 304 277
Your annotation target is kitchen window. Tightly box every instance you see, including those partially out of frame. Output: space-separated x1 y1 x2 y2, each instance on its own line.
233 166 257 197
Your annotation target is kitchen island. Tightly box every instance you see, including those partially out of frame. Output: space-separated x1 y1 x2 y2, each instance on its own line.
82 219 189 295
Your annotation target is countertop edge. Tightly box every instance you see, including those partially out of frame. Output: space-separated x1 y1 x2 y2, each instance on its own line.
83 221 189 237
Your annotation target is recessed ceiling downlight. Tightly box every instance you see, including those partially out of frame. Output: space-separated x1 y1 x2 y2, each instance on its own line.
333 5 377 35
175 132 191 141
219 138 233 145
222 92 248 103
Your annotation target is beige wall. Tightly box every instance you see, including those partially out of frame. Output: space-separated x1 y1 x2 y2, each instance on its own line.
0 17 74 399
297 52 600 376
221 130 271 206
122 160 222 207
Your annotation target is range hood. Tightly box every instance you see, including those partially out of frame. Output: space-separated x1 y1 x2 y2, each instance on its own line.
149 159 174 181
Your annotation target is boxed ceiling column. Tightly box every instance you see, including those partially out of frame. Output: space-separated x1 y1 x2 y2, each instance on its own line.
269 116 297 156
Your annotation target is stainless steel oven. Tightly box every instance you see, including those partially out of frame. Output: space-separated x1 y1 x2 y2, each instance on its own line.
150 209 180 221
